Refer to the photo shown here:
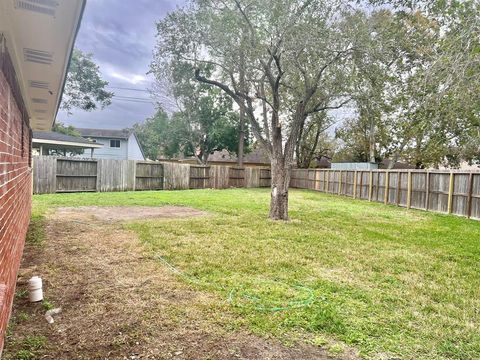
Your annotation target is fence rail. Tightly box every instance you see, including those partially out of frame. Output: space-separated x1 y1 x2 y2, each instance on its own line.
290 169 480 220
33 156 271 194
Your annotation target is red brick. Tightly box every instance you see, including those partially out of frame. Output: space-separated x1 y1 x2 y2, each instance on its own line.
0 68 32 352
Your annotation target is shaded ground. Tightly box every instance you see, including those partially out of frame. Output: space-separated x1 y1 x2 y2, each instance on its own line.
4 206 351 359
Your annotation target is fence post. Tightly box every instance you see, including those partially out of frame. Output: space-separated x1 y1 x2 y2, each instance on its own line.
359 171 363 199
467 173 474 218
425 171 430 210
338 170 342 195
353 171 357 199
447 171 454 214
396 172 401 206
326 170 330 193
322 171 326 192
407 171 412 209
368 171 373 201
384 171 389 205
133 161 137 191
376 171 381 201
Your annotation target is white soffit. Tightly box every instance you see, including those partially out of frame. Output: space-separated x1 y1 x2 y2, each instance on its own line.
0 0 86 131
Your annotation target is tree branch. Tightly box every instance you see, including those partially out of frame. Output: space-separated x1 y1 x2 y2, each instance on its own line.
308 97 351 114
195 68 239 102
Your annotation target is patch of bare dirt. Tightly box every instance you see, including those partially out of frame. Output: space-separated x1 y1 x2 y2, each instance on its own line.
4 207 357 360
56 205 208 222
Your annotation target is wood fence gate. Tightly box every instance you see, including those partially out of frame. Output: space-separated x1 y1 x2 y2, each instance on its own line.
135 162 164 190
189 166 210 189
56 159 97 193
228 167 245 187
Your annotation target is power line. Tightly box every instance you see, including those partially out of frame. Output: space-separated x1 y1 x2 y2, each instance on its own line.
112 97 154 104
108 86 150 92
114 95 152 101
109 91 175 107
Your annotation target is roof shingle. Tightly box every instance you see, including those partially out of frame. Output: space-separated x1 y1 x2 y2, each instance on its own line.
77 128 132 139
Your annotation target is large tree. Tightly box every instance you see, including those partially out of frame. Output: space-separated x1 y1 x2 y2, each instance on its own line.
335 9 441 167
335 3 480 169
358 0 480 168
61 49 114 112
146 61 245 164
133 109 171 160
152 0 352 219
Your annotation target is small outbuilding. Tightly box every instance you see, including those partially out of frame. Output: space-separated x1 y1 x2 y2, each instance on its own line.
32 131 103 157
331 162 379 170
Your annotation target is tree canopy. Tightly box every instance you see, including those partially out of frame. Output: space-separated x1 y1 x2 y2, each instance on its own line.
139 60 246 163
334 1 480 168
61 49 114 113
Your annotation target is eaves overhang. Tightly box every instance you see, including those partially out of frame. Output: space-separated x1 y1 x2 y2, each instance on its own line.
0 0 86 131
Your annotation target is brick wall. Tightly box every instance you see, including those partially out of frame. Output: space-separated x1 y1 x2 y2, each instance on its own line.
0 64 32 351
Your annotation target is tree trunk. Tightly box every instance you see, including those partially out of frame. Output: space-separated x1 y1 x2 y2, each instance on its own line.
388 152 399 169
237 45 246 167
269 156 290 220
368 118 376 163
237 103 245 167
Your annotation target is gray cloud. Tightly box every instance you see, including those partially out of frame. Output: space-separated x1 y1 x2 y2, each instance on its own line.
57 0 183 129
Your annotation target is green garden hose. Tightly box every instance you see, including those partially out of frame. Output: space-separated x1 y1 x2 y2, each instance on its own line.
154 254 315 312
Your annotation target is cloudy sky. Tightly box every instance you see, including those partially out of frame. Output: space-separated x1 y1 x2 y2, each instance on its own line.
57 0 183 130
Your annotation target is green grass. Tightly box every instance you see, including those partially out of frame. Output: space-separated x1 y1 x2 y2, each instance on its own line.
32 189 480 359
25 212 46 246
13 336 47 360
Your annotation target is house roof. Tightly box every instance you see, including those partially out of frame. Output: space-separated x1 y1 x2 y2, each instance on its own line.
0 0 86 131
312 155 332 168
32 131 103 149
77 128 132 140
379 159 416 170
207 148 270 165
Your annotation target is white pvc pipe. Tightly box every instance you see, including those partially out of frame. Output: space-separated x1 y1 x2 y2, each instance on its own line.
28 276 43 302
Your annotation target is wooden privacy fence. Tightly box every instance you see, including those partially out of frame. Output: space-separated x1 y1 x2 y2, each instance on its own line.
33 156 271 194
34 157 164 193
32 157 480 220
290 169 480 219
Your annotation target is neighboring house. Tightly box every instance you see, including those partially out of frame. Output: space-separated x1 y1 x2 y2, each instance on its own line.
331 162 380 170
378 159 416 170
0 0 84 352
160 147 271 167
77 128 145 160
32 131 103 157
331 160 415 171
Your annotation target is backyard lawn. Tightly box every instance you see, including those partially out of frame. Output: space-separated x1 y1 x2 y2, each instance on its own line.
6 189 480 359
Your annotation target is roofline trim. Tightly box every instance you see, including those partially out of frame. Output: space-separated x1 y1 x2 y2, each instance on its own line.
32 138 103 148
53 0 87 128
82 135 129 140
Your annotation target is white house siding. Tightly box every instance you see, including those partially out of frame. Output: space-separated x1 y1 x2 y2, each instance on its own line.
127 133 145 160
90 137 129 160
